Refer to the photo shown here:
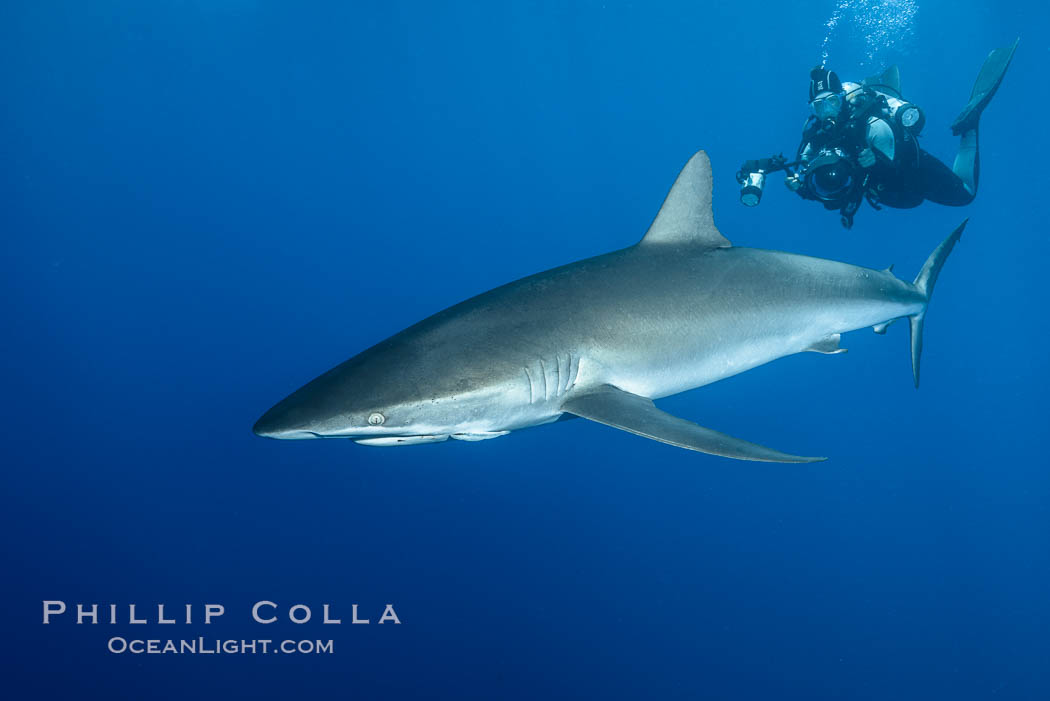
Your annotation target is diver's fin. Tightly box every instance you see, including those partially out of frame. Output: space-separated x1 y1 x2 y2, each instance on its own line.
640 151 731 249
952 38 1019 135
863 65 902 95
805 334 847 354
881 65 901 94
561 385 824 463
908 220 967 387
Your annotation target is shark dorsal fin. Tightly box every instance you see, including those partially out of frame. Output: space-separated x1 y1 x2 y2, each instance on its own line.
640 150 731 249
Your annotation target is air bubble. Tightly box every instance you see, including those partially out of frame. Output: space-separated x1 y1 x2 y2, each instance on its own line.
819 0 919 68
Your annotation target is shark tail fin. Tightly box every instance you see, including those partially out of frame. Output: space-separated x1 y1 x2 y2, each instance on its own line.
908 219 967 388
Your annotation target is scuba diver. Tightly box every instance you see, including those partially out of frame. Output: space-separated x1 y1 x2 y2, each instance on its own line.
737 39 1019 228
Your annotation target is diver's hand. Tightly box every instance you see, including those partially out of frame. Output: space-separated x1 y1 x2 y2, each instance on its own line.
784 174 802 193
858 148 876 168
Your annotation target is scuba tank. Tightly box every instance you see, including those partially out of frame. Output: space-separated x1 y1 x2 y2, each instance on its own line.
850 66 927 136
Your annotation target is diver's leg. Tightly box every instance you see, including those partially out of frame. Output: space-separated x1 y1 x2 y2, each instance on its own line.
951 127 979 199
951 38 1018 135
919 149 974 206
872 175 925 209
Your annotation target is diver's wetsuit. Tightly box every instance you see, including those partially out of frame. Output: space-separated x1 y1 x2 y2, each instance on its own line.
795 39 1015 223
796 86 975 214
872 143 977 208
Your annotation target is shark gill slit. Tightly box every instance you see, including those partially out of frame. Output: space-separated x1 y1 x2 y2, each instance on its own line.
526 355 579 404
555 354 563 396
523 367 536 404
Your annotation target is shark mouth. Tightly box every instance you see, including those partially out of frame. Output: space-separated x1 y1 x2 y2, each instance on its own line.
354 435 449 446
354 431 509 447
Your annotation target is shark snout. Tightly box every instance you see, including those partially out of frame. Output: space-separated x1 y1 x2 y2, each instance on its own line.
252 404 323 440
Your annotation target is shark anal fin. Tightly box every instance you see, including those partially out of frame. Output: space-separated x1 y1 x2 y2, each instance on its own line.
805 334 847 354
873 318 899 335
561 385 824 463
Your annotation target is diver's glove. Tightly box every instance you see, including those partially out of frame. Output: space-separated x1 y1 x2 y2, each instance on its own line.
784 174 803 192
857 148 876 168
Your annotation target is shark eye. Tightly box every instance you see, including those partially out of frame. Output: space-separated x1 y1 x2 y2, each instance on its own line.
367 412 385 426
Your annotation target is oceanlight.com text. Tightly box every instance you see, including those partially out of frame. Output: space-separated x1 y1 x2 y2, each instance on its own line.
107 637 334 655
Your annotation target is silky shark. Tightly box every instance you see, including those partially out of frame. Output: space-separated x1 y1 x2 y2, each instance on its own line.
254 151 963 462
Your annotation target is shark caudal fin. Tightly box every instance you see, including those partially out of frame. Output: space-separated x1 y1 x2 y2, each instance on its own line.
909 219 967 388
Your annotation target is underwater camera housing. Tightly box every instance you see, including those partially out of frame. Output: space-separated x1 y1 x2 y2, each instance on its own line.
736 155 796 206
803 147 857 204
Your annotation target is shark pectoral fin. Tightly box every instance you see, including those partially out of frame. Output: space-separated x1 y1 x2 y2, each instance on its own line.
805 334 847 354
560 385 825 463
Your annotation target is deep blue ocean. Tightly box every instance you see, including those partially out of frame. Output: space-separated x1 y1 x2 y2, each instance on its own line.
3 1 1047 698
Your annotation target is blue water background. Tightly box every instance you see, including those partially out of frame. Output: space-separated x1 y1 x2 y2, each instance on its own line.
2 1 1047 698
